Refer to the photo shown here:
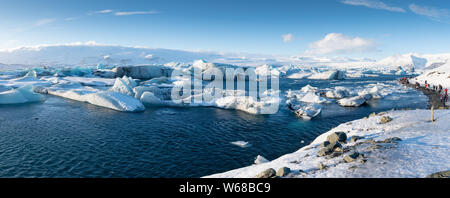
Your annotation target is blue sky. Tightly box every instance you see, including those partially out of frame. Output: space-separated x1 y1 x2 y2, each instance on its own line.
0 0 449 59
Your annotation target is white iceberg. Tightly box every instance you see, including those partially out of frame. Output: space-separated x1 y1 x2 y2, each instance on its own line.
230 141 251 148
308 70 346 80
0 85 45 104
337 94 372 107
48 87 145 112
325 86 351 99
289 103 322 120
299 92 327 104
254 155 269 164
109 77 135 96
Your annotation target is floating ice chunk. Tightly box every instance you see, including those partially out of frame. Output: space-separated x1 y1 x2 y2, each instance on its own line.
292 103 322 120
230 141 251 148
288 102 322 120
299 92 327 104
337 94 371 107
109 77 135 96
254 65 280 80
113 65 173 79
287 72 311 79
23 70 37 78
254 155 269 164
215 95 280 114
0 70 51 88
325 86 351 99
308 70 346 80
0 89 28 104
140 91 163 106
121 76 137 88
301 84 318 93
87 91 145 112
0 85 45 104
48 88 145 112
16 85 45 102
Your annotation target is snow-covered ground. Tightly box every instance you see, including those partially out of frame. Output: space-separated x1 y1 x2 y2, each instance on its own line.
206 109 450 178
410 62 450 89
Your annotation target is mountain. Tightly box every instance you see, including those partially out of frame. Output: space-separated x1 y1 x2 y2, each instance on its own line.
375 53 450 69
1 42 449 70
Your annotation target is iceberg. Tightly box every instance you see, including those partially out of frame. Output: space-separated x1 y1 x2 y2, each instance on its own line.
307 70 346 80
0 89 28 104
288 103 322 120
109 77 135 96
0 85 45 104
299 92 327 104
254 155 269 164
337 94 371 107
230 141 251 148
325 86 351 99
48 88 145 112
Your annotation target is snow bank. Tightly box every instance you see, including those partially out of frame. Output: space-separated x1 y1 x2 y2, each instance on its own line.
412 62 450 89
206 109 450 178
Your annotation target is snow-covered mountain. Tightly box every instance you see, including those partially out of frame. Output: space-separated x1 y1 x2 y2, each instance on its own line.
0 42 229 67
1 42 449 70
375 53 450 69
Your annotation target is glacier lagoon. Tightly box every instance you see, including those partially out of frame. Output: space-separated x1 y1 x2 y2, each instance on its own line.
0 75 427 177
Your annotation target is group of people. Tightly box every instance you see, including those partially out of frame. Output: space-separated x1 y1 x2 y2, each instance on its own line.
423 80 448 107
400 78 448 107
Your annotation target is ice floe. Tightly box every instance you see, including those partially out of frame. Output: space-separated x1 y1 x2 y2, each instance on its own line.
0 85 45 104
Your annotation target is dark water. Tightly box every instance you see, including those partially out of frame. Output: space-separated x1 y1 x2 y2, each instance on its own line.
0 75 427 177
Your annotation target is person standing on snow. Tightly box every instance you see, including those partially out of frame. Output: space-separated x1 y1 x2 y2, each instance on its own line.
442 88 448 107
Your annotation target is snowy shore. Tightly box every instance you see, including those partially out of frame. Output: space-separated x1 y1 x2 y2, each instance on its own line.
206 109 450 178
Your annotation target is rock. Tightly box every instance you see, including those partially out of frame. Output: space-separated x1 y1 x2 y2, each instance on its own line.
344 152 360 163
254 168 276 178
327 132 347 144
350 136 363 143
366 144 382 151
318 148 332 157
364 139 377 144
377 137 402 144
334 147 344 152
377 112 387 116
369 112 377 117
320 141 331 148
426 170 450 178
276 167 291 177
380 116 393 124
318 163 326 170
317 141 342 156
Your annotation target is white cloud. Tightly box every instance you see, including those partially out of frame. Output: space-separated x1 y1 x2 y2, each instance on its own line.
409 4 450 21
114 11 159 16
282 33 294 43
306 33 377 55
34 18 56 27
96 9 114 14
341 0 405 13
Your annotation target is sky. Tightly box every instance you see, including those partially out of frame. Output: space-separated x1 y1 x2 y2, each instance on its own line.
0 0 449 59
